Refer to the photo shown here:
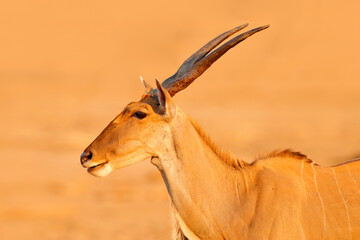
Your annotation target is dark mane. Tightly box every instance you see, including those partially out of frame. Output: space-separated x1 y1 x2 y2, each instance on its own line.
256 149 314 164
189 118 248 170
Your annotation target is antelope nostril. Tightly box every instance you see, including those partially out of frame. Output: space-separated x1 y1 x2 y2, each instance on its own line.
80 150 93 165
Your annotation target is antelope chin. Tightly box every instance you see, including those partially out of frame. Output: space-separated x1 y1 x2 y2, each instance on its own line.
87 162 112 177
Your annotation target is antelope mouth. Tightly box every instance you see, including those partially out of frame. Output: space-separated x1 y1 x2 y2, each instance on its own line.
87 161 112 177
87 161 108 170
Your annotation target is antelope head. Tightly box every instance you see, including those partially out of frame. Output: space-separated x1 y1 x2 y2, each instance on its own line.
80 24 269 177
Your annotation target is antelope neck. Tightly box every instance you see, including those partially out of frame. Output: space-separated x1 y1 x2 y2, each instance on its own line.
156 112 254 238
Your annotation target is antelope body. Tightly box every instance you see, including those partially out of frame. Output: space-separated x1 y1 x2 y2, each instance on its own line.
80 24 360 240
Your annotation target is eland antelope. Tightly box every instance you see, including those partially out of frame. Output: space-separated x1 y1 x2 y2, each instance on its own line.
80 24 360 240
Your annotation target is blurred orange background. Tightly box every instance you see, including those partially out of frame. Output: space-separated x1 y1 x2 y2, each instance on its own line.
0 0 359 239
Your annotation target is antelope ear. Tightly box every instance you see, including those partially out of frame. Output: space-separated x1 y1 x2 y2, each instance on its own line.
140 76 154 94
156 78 176 119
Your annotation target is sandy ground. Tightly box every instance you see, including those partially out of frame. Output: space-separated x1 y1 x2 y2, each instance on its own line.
1 0 359 239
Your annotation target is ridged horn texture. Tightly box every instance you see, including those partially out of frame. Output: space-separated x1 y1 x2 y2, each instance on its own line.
150 24 269 97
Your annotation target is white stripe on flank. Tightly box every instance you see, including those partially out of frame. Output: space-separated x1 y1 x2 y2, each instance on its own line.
311 163 326 239
346 166 359 193
300 161 307 204
332 168 352 240
235 175 240 198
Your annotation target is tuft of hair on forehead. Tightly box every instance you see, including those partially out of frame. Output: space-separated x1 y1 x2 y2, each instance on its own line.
140 94 163 114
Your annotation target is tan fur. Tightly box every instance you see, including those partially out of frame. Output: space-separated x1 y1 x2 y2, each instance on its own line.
79 25 360 239
171 207 189 240
82 86 360 240
257 149 313 163
189 118 247 169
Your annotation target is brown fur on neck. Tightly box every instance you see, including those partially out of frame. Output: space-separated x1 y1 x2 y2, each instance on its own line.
257 149 314 164
189 118 247 170
188 117 314 169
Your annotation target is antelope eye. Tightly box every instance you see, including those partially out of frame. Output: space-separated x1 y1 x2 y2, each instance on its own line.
134 111 147 119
